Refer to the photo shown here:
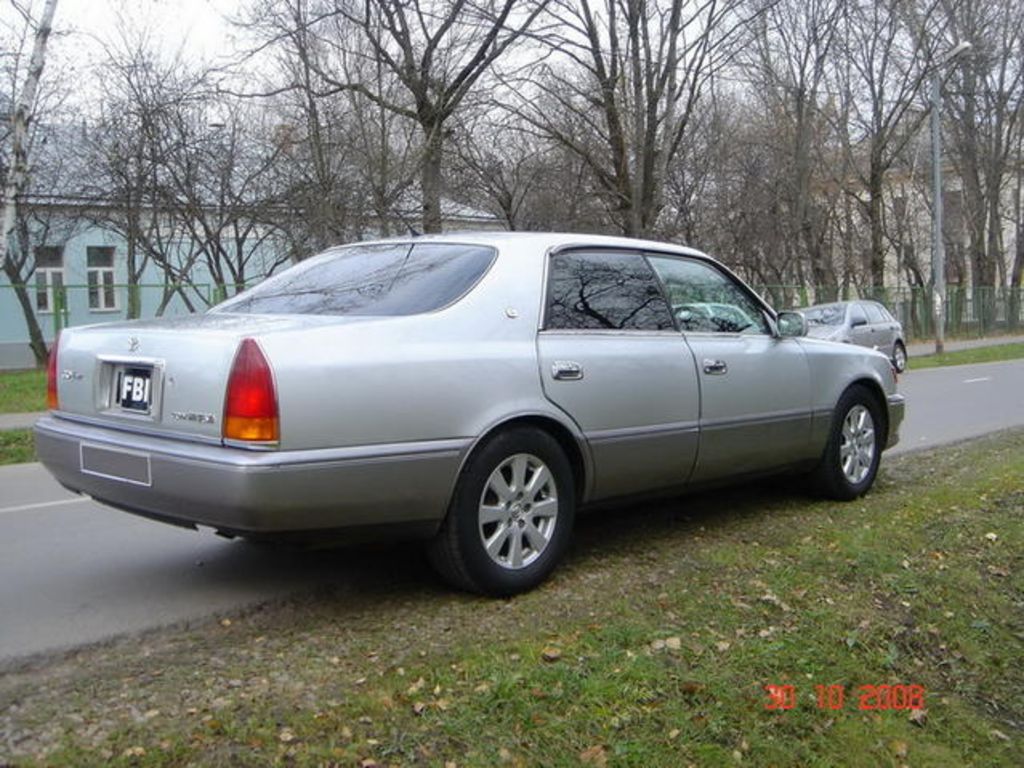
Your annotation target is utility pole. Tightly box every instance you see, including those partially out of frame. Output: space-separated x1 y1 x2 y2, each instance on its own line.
930 73 945 354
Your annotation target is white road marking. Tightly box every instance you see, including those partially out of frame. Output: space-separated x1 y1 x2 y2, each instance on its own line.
963 377 992 384
0 497 92 515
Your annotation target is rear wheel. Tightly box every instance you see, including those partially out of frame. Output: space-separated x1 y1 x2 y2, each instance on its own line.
811 385 884 500
428 427 575 596
892 341 908 373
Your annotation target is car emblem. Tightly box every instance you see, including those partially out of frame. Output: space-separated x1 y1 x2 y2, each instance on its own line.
128 336 140 352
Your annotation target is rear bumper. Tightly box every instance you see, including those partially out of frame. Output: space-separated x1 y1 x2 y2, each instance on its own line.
34 415 468 535
886 393 906 449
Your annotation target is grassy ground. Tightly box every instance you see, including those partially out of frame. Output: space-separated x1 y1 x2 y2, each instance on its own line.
910 342 1024 370
1 430 1021 767
0 369 45 414
0 429 34 465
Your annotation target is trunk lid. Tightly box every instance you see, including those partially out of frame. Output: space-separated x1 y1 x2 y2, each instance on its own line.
53 313 346 442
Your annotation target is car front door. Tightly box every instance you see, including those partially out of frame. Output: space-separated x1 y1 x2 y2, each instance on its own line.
646 255 814 482
848 302 874 349
537 249 700 501
863 302 895 356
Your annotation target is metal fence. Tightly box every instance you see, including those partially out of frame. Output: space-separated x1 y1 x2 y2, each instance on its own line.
0 283 225 340
759 285 1024 342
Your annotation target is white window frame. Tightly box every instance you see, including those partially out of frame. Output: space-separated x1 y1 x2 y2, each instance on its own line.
35 268 65 314
87 246 118 311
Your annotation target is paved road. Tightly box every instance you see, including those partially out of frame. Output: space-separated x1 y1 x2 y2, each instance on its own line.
2 358 1023 663
889 358 1024 455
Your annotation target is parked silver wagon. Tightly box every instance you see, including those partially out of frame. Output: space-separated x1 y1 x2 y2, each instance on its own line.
36 233 905 595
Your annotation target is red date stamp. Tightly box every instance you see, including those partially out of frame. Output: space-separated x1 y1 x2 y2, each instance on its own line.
764 684 925 711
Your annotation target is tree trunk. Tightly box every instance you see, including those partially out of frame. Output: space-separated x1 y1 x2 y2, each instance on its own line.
868 165 886 294
2 262 48 365
421 124 444 234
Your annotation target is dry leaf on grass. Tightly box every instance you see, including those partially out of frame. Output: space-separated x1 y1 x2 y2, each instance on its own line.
579 744 608 766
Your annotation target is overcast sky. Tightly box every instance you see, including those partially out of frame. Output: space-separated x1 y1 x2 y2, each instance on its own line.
49 0 243 70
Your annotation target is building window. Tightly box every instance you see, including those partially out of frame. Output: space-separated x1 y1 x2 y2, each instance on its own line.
87 246 118 310
34 246 64 313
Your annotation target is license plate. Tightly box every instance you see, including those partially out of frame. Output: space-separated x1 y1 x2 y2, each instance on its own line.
115 366 153 412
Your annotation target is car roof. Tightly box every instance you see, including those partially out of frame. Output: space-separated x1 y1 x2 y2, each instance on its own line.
347 231 709 259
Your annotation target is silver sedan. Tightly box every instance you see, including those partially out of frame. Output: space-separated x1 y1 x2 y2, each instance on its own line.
35 233 905 595
800 300 909 373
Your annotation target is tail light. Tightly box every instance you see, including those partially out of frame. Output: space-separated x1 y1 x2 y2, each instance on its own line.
46 333 60 410
223 338 279 443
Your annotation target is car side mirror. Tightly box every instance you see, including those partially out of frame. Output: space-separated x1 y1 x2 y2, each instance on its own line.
776 311 807 338
850 317 867 328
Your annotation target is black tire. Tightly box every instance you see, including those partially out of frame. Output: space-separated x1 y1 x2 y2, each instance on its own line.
428 426 576 596
811 385 884 501
892 341 908 373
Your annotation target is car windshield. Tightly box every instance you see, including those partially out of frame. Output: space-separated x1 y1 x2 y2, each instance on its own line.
213 243 496 316
802 304 846 326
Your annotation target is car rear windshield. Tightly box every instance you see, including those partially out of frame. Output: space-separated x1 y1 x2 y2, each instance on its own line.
214 243 496 316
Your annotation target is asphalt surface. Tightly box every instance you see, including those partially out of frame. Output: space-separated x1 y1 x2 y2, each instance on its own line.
1 358 1023 663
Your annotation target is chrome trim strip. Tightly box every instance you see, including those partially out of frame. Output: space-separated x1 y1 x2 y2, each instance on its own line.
700 408 813 430
587 421 700 443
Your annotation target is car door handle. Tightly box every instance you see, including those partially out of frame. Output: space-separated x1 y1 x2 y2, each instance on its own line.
702 359 728 375
551 361 584 381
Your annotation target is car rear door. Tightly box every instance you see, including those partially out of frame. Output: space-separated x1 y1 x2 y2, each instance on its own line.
537 248 700 501
646 255 814 482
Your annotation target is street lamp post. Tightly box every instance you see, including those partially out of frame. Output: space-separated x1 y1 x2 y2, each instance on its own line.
929 41 971 355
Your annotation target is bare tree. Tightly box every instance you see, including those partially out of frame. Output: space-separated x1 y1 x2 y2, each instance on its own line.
1 0 59 364
940 0 1024 328
831 0 943 292
507 0 752 238
746 0 844 299
242 0 549 234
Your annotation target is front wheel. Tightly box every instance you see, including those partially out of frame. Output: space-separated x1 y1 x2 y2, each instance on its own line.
892 341 908 373
811 385 884 500
428 427 576 596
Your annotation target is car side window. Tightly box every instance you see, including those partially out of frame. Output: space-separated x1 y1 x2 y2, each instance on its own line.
545 250 675 331
849 304 869 326
863 303 886 324
646 256 770 335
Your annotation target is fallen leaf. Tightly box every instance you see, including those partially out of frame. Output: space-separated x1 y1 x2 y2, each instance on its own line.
412 701 427 715
278 728 296 743
498 747 513 762
985 532 998 542
668 729 680 739
716 640 732 652
665 637 682 651
541 647 562 662
579 744 608 766
407 677 426 695
888 740 908 758
908 708 928 727
220 619 232 627
122 747 146 758
990 729 1011 742
987 566 1010 577
680 681 706 695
